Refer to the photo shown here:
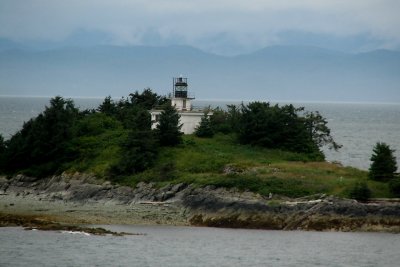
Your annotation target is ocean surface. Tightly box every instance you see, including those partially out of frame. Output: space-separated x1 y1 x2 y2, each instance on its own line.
1 96 399 170
1 225 400 267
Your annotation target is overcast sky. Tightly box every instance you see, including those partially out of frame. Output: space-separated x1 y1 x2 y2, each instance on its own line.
1 0 399 55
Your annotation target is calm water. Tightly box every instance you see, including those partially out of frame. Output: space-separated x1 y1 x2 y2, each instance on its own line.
0 97 400 170
299 102 400 170
1 225 399 267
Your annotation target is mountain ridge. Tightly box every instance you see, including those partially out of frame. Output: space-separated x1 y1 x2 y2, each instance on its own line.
0 44 399 102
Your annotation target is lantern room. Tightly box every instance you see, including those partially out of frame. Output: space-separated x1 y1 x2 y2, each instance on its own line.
171 76 194 111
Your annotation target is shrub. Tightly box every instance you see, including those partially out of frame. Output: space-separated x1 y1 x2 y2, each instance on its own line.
158 162 177 181
389 178 400 197
349 182 371 201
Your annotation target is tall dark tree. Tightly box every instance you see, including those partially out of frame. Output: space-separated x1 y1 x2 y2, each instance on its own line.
3 96 79 176
209 105 243 134
238 103 309 149
369 142 398 181
0 134 5 170
129 88 169 110
226 104 242 133
195 111 214 138
110 89 169 129
209 107 230 134
303 111 341 151
111 109 158 175
236 102 338 159
156 105 183 146
98 96 117 116
0 134 5 154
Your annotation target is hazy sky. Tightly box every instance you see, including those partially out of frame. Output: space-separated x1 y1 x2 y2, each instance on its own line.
1 0 399 55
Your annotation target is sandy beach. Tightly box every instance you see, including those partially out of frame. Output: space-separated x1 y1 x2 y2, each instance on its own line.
0 193 188 226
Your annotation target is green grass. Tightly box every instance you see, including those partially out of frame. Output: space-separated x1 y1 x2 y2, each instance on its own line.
65 133 393 198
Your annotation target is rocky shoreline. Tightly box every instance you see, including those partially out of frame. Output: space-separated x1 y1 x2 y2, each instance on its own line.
1 173 400 232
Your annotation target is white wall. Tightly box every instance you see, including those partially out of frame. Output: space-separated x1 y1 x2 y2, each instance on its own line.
171 98 192 111
150 110 204 134
179 112 203 134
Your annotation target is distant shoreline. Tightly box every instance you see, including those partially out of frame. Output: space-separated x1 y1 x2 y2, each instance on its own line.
1 95 400 105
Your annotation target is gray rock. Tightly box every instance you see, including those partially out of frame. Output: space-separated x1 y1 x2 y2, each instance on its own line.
2 173 400 232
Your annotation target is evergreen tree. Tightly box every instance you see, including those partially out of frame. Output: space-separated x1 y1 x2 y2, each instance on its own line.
369 142 398 181
209 104 243 134
236 102 338 159
0 134 5 171
349 182 372 201
129 88 169 110
304 111 341 150
112 109 158 175
98 96 117 116
0 134 5 154
226 104 242 133
156 105 183 146
389 178 400 197
3 96 80 176
238 102 315 156
209 107 230 134
195 112 214 138
109 89 169 129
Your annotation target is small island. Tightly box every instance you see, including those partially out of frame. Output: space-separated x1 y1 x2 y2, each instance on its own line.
0 79 399 233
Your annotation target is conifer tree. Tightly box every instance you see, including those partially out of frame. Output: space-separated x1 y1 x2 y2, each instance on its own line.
0 134 5 171
195 112 214 138
156 105 183 146
369 142 398 181
389 178 400 197
98 96 117 116
349 182 372 201
111 109 158 175
3 96 79 176
0 134 5 154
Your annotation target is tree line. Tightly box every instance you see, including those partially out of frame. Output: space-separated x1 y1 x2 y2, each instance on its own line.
0 89 182 177
0 89 397 198
196 102 341 160
0 90 343 177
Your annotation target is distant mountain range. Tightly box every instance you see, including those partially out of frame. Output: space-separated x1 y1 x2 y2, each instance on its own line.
0 41 399 102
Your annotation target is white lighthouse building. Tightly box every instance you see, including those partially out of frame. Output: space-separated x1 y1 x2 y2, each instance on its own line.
150 77 209 134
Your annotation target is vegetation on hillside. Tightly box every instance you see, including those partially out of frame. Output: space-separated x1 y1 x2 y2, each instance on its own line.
0 89 395 198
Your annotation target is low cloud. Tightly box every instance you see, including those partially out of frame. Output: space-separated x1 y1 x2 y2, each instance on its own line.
0 0 399 54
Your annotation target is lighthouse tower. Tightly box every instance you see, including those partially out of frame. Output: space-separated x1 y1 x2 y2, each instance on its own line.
171 76 194 111
150 76 211 134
